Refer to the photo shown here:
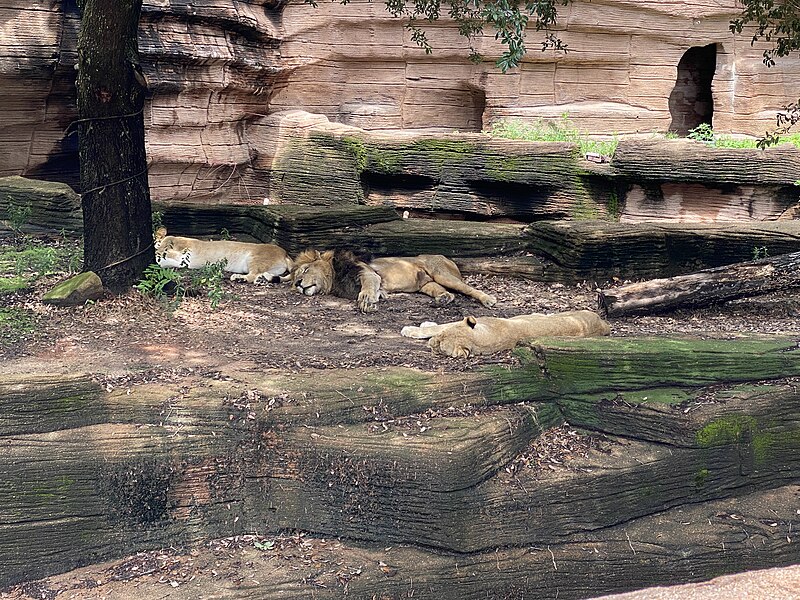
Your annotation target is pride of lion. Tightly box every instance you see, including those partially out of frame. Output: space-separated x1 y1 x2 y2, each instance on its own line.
154 228 610 357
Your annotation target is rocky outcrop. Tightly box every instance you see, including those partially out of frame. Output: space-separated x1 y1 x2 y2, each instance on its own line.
2 338 800 593
0 176 83 234
1 1 799 204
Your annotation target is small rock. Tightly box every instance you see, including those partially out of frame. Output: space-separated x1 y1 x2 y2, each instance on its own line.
42 272 104 306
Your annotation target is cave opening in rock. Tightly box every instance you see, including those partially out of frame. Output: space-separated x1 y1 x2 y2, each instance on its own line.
668 44 717 136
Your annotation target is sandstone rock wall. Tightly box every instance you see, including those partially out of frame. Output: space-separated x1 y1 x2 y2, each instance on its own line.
273 0 800 136
0 0 798 203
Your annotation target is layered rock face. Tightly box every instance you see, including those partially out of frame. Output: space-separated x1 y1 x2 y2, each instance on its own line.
1 0 799 202
274 0 800 136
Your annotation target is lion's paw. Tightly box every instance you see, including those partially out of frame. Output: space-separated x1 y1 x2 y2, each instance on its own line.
434 292 455 306
230 274 247 283
480 294 498 308
358 291 380 313
253 273 281 285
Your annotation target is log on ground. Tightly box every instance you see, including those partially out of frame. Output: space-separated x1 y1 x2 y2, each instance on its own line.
598 250 800 317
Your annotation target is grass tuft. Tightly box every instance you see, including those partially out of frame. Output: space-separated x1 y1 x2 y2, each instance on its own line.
487 115 619 157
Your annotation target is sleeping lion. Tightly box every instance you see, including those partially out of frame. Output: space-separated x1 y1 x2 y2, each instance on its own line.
154 227 293 283
290 249 497 313
401 310 611 358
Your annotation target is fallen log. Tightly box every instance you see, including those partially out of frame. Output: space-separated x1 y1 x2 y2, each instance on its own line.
598 249 800 317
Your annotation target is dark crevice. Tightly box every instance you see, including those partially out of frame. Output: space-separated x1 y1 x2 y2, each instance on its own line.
398 209 527 224
467 180 565 221
360 172 438 195
669 44 717 135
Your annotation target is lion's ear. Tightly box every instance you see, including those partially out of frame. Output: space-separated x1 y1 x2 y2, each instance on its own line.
154 227 167 241
320 250 335 261
295 249 318 265
466 316 478 328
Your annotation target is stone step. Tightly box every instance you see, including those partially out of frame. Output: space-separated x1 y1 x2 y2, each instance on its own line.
527 219 800 281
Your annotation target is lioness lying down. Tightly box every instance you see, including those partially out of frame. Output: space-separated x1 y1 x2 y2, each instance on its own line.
290 249 497 312
154 227 292 283
401 310 611 358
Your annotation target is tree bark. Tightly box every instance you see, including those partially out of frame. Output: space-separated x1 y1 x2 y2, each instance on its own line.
76 0 153 292
598 250 800 317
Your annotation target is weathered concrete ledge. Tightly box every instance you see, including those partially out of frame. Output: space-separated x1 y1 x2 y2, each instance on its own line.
1 337 799 588
527 219 800 281
263 112 800 224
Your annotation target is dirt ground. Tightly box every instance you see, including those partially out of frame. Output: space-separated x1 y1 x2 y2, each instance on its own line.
3 233 800 379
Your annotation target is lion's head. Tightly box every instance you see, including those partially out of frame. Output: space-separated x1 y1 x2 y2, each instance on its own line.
290 249 335 296
428 316 479 358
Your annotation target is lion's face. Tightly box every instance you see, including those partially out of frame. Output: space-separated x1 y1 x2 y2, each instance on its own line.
427 316 478 358
291 250 334 296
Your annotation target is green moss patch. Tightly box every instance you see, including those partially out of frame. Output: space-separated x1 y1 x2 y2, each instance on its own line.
696 415 758 448
0 308 37 341
0 276 27 296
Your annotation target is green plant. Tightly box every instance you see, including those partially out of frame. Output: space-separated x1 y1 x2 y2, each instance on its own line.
135 264 184 307
0 307 37 341
13 247 60 276
687 123 715 142
152 210 164 234
752 246 769 260
136 259 228 310
606 189 621 220
5 200 32 233
0 238 82 298
712 136 758 149
488 116 618 156
189 260 227 309
219 228 231 241
0 276 27 296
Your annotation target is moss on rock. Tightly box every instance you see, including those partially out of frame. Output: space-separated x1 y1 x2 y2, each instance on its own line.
42 272 104 307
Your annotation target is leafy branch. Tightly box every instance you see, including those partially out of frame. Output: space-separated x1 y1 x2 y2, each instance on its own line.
305 0 571 72
730 0 800 144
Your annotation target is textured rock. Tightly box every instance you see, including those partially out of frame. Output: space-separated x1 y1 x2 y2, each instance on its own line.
2 0 799 204
0 176 82 234
527 219 800 281
264 110 602 221
41 271 104 306
592 565 800 600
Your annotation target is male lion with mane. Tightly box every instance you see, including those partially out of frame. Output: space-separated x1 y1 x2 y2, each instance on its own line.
290 249 497 313
401 310 611 358
154 227 292 283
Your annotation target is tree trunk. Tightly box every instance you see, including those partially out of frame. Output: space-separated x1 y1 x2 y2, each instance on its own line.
597 250 800 317
76 0 153 292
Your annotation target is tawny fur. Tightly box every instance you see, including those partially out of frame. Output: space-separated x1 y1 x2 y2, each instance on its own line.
290 249 496 313
154 227 292 284
401 310 611 358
